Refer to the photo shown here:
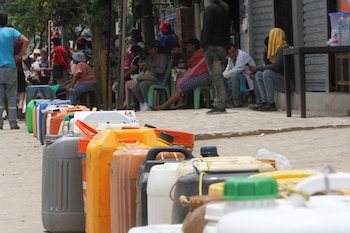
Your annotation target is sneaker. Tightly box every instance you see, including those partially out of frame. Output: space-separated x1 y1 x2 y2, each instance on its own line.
259 103 277 112
206 107 227 115
10 124 20 130
249 102 267 111
140 103 149 111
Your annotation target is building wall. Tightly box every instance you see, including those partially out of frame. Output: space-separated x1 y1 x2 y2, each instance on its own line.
249 0 274 66
246 0 350 115
302 0 330 91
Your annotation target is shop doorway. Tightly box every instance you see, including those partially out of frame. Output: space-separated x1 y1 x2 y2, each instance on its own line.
274 0 293 45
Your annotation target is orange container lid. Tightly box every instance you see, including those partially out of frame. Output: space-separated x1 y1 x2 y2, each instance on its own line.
78 137 90 154
154 128 194 149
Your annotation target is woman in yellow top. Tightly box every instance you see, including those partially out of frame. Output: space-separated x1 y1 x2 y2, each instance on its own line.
247 28 290 111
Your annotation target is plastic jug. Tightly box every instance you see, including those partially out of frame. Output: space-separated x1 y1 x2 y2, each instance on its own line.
86 128 176 233
32 99 51 138
25 84 54 105
46 105 89 136
70 110 139 133
251 169 320 198
35 100 51 143
172 156 276 224
111 146 191 233
137 147 194 226
216 174 350 233
176 156 276 178
42 134 85 232
26 99 41 133
76 120 99 232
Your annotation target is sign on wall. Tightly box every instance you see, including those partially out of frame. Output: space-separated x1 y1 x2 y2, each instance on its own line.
48 20 60 67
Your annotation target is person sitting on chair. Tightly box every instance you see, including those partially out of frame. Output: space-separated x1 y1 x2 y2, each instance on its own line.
152 38 211 110
223 43 256 108
131 40 168 111
66 52 96 105
247 27 292 112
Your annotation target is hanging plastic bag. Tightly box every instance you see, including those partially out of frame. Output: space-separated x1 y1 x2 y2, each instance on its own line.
256 148 292 170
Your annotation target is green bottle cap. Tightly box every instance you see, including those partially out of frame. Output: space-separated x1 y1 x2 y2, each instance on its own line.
223 177 278 200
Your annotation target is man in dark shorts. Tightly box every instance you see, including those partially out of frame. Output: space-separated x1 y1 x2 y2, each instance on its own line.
14 40 26 119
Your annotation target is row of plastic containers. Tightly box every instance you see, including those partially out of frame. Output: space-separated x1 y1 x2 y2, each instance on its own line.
130 172 350 233
26 98 139 145
28 86 350 233
41 120 284 233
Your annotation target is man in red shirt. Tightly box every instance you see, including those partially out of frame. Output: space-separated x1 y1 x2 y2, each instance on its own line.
51 37 71 90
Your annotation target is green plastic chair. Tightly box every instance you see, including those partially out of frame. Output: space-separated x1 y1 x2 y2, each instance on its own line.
147 59 173 109
192 84 215 109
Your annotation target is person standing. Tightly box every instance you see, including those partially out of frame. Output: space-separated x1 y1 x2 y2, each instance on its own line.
200 0 231 114
159 21 180 56
14 40 26 120
51 37 71 90
0 12 29 129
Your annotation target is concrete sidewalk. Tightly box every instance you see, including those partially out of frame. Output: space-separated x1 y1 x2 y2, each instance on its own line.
1 107 350 233
135 108 350 139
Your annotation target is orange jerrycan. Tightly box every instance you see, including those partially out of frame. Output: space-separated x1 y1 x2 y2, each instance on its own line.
86 127 173 233
110 146 194 233
76 120 98 232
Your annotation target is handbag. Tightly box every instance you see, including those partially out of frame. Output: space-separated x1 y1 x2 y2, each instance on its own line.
136 70 157 81
176 57 205 87
52 65 63 79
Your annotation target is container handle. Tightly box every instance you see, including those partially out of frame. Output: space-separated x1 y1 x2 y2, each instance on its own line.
144 146 194 163
75 119 98 140
289 173 350 206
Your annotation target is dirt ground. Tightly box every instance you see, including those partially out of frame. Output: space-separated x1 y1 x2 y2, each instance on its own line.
1 109 350 233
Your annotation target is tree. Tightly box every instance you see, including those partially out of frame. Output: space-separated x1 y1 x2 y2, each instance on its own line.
6 0 156 109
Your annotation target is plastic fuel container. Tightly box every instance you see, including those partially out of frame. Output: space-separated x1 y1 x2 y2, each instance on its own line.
171 156 276 224
136 147 194 226
217 174 350 233
86 127 178 233
42 134 85 233
25 84 54 105
26 99 42 133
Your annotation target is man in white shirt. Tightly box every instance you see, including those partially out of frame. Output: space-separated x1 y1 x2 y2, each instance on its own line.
223 43 256 107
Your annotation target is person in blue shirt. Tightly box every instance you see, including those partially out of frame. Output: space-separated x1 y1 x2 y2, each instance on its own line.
159 21 180 56
0 12 29 129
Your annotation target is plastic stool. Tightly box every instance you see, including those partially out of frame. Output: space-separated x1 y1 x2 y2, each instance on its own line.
193 85 214 109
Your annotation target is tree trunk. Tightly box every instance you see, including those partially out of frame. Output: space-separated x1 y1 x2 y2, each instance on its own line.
90 24 105 109
141 0 155 45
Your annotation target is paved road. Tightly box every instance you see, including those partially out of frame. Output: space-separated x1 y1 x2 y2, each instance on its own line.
1 108 350 233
